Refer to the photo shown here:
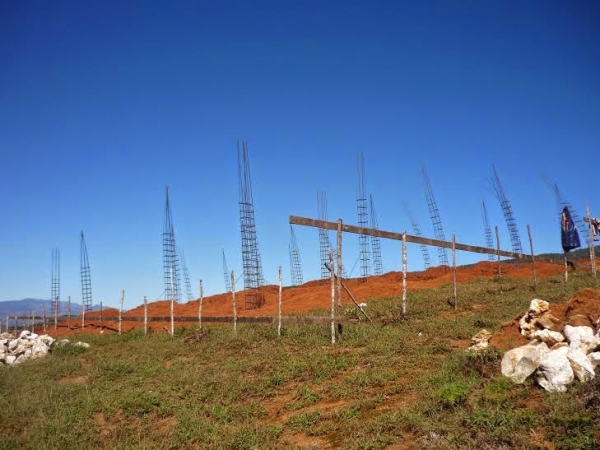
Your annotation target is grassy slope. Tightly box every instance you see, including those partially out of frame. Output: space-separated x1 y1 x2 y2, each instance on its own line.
2 272 600 450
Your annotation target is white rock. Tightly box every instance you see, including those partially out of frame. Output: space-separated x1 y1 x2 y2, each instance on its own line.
38 335 55 347
31 342 49 359
588 352 600 368
501 341 550 384
11 342 27 355
567 349 595 382
8 339 19 351
74 342 90 348
54 339 70 346
468 329 493 352
0 332 14 340
535 346 574 392
5 355 17 364
564 325 600 354
19 330 32 339
531 329 565 346
529 299 550 315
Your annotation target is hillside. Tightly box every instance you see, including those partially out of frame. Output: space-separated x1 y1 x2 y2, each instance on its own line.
2 264 600 449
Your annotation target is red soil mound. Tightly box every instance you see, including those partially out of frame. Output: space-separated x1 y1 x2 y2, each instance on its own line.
45 260 566 337
489 287 600 351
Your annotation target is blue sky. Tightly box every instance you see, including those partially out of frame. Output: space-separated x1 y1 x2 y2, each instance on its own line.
1 1 599 309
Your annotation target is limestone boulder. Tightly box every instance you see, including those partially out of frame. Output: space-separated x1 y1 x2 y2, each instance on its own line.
529 299 551 315
564 325 600 354
501 341 550 384
38 335 55 347
535 346 574 392
531 329 565 347
567 349 595 383
31 342 50 359
588 352 600 368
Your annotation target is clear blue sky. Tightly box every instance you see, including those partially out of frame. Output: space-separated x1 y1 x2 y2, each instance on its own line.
1 1 599 309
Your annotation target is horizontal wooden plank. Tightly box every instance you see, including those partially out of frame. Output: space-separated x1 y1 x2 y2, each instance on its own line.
289 215 531 260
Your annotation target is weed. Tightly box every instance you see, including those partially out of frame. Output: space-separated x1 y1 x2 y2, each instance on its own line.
287 411 322 435
434 382 469 408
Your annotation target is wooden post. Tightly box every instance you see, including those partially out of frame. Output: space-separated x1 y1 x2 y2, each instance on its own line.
586 205 597 278
100 301 103 330
170 269 175 337
330 249 335 345
337 219 343 307
30 310 34 332
278 266 282 337
452 234 457 310
119 290 125 335
495 226 501 277
41 304 46 332
231 270 237 337
67 295 71 329
143 296 148 336
198 279 204 330
5 316 9 333
81 299 85 330
564 253 569 283
402 232 407 317
527 224 537 289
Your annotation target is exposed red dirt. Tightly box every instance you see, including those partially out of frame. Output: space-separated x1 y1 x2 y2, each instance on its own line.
489 287 600 351
41 260 570 337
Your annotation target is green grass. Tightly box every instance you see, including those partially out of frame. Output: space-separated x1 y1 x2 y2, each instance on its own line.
1 272 599 449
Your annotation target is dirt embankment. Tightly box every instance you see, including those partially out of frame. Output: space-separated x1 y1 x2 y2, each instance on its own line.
40 260 571 338
490 287 600 351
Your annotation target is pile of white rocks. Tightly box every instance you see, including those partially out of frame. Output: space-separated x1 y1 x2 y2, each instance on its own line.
0 331 91 366
0 330 55 365
501 299 600 392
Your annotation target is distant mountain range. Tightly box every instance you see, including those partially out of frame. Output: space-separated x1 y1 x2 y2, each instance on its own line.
0 298 101 318
536 245 600 262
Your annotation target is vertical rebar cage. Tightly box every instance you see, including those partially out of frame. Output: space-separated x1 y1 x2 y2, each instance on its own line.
289 225 303 286
51 248 60 317
491 165 523 254
356 152 371 281
481 200 496 262
422 165 449 266
369 194 383 276
317 190 331 280
403 200 432 269
80 232 93 311
163 187 181 303
238 141 264 309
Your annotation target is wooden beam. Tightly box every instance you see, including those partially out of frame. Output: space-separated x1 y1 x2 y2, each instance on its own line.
289 215 531 261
